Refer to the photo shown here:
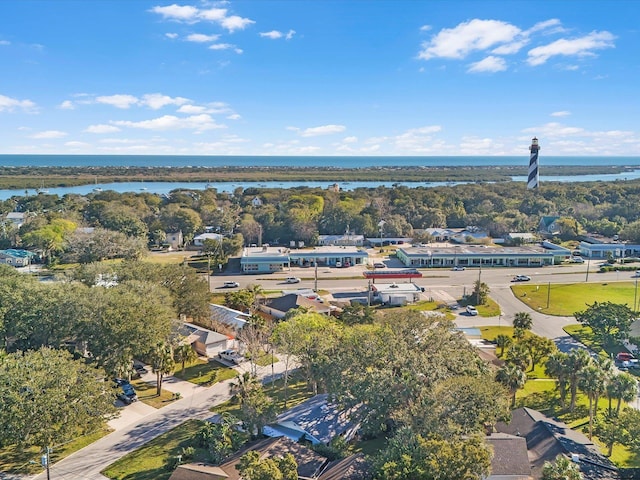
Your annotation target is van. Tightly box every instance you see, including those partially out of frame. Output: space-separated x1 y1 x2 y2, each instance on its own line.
335 261 342 268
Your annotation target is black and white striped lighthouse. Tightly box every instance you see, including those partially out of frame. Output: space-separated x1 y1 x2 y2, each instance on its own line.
527 137 540 189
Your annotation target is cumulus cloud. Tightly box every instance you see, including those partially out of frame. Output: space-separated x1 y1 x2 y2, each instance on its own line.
112 114 225 132
141 93 190 109
96 94 139 109
342 136 358 143
393 125 442 151
527 31 615 66
0 94 37 112
297 124 346 137
30 130 67 139
58 100 75 110
260 29 296 40
418 19 521 60
165 32 179 39
227 113 241 120
150 4 254 32
84 124 121 134
186 33 220 42
467 55 507 73
551 111 571 117
177 104 209 114
0 40 10 45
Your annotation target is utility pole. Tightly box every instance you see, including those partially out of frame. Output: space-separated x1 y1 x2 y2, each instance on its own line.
314 260 318 292
476 264 482 304
635 276 638 314
546 281 551 309
207 254 212 292
585 256 591 282
41 446 51 480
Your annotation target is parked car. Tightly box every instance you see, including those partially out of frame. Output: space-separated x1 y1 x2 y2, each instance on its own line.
116 392 132 405
218 349 244 365
284 277 301 284
569 256 585 263
373 262 386 268
223 281 240 288
134 364 148 375
113 378 129 387
335 261 342 268
122 384 138 401
466 305 478 316
616 352 635 362
512 275 531 282
452 266 465 271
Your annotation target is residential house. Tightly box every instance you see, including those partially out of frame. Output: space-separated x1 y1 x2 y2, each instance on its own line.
5 212 26 228
193 233 224 248
263 393 360 446
209 304 251 333
318 454 371 480
259 293 332 319
450 228 490 244
496 407 619 480
0 249 36 267
169 436 328 480
538 216 561 236
422 228 454 242
180 322 234 358
166 231 184 250
505 232 538 245
485 433 532 480
317 234 365 247
251 196 263 207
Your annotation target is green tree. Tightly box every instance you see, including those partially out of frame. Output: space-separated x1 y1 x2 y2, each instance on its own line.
495 334 512 357
606 372 637 416
21 218 77 262
521 334 557 371
0 347 116 449
541 454 583 480
506 343 531 371
496 363 527 407
338 303 377 325
196 413 245 463
545 352 570 408
578 364 608 438
513 311 533 331
236 450 297 480
472 279 489 305
574 301 634 347
566 349 592 412
174 343 197 373
594 414 629 457
150 342 175 396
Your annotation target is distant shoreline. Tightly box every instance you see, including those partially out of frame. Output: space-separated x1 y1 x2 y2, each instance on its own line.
0 165 638 190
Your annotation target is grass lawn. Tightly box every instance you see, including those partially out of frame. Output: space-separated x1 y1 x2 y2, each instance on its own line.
247 351 279 367
408 301 455 320
212 372 315 418
173 359 238 386
130 379 177 408
511 281 639 316
563 324 632 362
102 419 208 480
142 251 198 265
0 427 111 475
476 297 501 317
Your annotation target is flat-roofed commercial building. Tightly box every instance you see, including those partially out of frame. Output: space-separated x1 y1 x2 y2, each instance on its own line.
289 245 369 267
396 243 570 269
240 246 290 273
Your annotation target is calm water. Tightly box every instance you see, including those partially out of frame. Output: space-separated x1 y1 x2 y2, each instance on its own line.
1 154 640 168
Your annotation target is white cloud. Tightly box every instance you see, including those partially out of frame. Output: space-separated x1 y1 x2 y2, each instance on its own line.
551 111 571 117
112 114 225 132
150 4 254 32
165 32 179 39
186 33 220 42
260 30 283 39
30 130 67 139
342 136 358 144
150 4 199 21
0 94 37 112
491 39 528 55
227 113 241 120
96 94 139 109
418 19 521 60
260 29 296 40
58 100 75 110
209 43 234 50
393 125 442 151
0 40 10 46
177 104 208 114
84 124 121 134
298 124 346 137
141 93 190 109
419 25 431 32
220 15 255 32
467 55 507 73
527 18 563 34
527 31 615 66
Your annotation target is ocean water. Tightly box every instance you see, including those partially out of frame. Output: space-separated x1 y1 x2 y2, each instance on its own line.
1 154 640 168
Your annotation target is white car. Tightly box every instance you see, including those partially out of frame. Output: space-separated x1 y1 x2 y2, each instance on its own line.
218 349 244 364
285 277 301 284
223 281 240 288
512 275 531 282
466 305 478 316
452 266 465 271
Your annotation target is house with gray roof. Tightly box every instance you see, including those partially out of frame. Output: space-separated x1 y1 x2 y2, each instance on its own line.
181 322 234 358
0 249 36 267
263 393 360 446
496 407 619 480
209 304 251 332
485 433 532 480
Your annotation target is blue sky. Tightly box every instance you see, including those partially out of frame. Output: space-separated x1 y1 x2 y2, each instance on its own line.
0 1 638 156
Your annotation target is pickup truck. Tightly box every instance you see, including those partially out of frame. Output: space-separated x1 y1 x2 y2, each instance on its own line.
218 349 244 365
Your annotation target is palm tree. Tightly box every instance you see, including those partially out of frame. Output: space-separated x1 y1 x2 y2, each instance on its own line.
230 371 260 405
545 352 570 408
495 334 512 357
567 349 592 411
607 372 638 416
150 342 175 396
579 364 607 439
496 363 527 407
513 311 533 331
246 284 265 313
506 343 531 372
174 343 197 374
541 454 583 480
